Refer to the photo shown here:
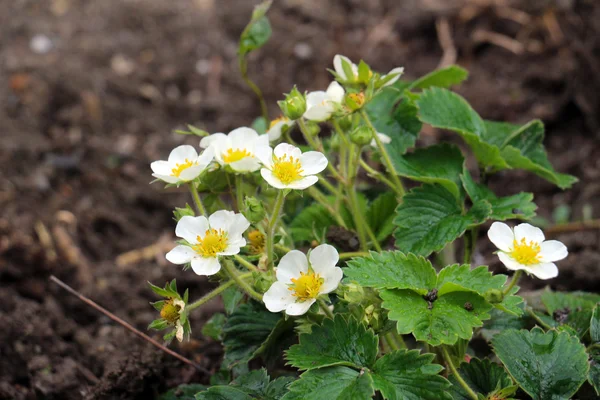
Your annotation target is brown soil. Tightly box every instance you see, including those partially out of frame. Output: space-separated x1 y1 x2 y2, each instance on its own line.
1 0 599 398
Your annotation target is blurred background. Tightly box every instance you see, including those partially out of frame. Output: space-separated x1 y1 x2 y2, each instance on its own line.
1 0 599 398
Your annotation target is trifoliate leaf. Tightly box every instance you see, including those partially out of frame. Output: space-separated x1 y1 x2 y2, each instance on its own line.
202 313 226 341
281 367 374 400
222 302 281 368
393 184 491 256
447 358 515 400
366 192 398 242
159 384 207 400
390 144 464 199
492 328 589 400
381 289 492 346
410 65 469 90
345 251 437 294
371 349 452 400
461 167 537 220
286 315 378 371
591 305 600 343
197 368 293 400
589 348 600 396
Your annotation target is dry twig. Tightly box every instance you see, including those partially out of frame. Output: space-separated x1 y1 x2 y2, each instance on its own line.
436 17 457 68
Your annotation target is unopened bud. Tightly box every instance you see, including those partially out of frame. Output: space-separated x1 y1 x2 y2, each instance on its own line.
277 86 306 120
484 289 504 304
350 125 372 146
243 197 266 223
345 92 366 111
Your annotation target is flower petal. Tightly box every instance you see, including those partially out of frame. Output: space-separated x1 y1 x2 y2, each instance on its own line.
196 147 214 169
255 145 274 169
176 216 208 243
333 54 349 80
525 262 558 280
274 143 302 159
488 222 515 252
150 160 173 176
300 151 328 176
168 145 198 164
228 127 259 143
284 175 318 190
497 251 523 271
152 173 180 184
320 267 343 294
219 244 242 256
305 91 329 109
228 213 251 237
165 245 196 264
539 240 568 262
178 164 205 181
286 299 315 316
276 250 308 284
303 103 333 122
267 121 285 141
191 256 221 276
309 244 339 274
208 210 235 232
200 133 227 149
229 157 261 172
325 81 345 104
514 223 544 244
263 281 295 312
260 168 286 189
382 67 404 87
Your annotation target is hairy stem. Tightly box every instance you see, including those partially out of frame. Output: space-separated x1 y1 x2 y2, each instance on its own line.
188 183 207 217
307 186 347 228
233 255 259 272
503 270 522 295
235 174 245 213
442 346 478 400
266 191 286 271
298 118 345 184
463 228 477 265
222 261 262 302
238 56 268 122
384 332 400 351
317 297 335 319
187 273 252 311
526 306 553 330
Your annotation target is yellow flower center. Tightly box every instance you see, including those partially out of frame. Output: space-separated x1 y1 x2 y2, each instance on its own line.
192 229 228 257
222 148 252 163
248 230 265 255
270 116 289 129
510 238 541 265
289 271 324 301
272 154 303 184
171 159 197 177
348 92 366 107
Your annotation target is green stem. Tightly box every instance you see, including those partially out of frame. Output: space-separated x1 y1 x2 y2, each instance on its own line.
503 270 523 295
298 118 345 184
526 306 553 330
188 183 207 217
266 191 286 271
317 297 335 319
339 251 370 260
238 56 268 121
391 331 407 349
359 159 402 196
222 261 262 302
316 174 338 195
463 228 477 265
359 109 405 197
307 187 347 228
275 243 292 253
187 272 252 311
442 346 478 400
384 332 400 351
233 255 259 272
235 174 245 212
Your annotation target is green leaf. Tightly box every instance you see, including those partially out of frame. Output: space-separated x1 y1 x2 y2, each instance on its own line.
410 65 469 90
222 286 244 315
222 302 281 368
461 167 537 220
253 317 296 369
148 318 169 331
447 358 515 400
251 116 268 135
391 144 464 199
541 290 600 314
366 192 398 242
202 313 226 341
591 305 600 343
381 289 492 346
289 202 338 243
480 307 527 341
282 367 374 400
371 349 452 400
416 88 508 170
345 251 437 294
238 1 272 56
160 384 207 400
492 328 589 400
499 120 577 189
393 184 491 256
286 315 378 371
589 349 600 396
197 369 293 400
437 264 507 296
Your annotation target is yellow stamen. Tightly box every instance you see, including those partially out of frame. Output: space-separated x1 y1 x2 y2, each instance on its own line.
171 159 197 177
289 271 324 301
348 92 365 107
270 116 289 129
510 238 541 265
272 154 303 184
192 229 228 257
222 148 252 163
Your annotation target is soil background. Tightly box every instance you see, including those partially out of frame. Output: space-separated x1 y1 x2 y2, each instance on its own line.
1 0 600 399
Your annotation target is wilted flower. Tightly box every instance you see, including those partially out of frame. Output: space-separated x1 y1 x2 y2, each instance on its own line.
488 222 567 280
199 127 268 173
256 143 327 190
151 145 213 184
166 211 250 276
263 244 343 316
303 81 345 122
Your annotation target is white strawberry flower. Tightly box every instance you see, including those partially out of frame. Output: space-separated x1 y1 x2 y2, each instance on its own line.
333 54 359 81
266 116 295 142
199 127 269 173
488 222 568 280
371 132 391 148
166 211 250 276
256 143 327 190
263 244 343 316
151 145 214 184
303 81 345 122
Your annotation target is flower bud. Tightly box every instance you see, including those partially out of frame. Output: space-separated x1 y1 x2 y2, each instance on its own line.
350 125 372 146
342 283 365 304
484 288 504 304
329 134 340 151
277 86 306 120
243 197 266 223
337 115 354 131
